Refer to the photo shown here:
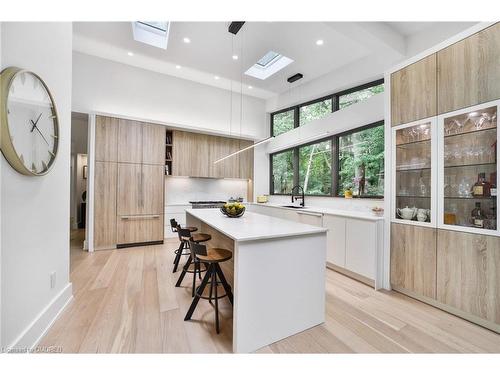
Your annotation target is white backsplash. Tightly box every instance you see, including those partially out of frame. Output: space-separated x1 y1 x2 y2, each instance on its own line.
267 195 384 214
165 176 248 205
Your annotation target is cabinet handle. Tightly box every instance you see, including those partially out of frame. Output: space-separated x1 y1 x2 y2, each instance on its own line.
122 215 160 220
296 211 323 217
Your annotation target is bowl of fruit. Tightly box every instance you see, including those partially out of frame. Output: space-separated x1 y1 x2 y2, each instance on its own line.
221 202 246 218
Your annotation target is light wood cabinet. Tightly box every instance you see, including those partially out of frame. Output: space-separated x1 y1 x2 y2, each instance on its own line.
238 140 254 179
391 54 437 126
438 23 500 114
142 123 166 165
437 229 500 327
94 162 117 250
209 136 240 178
390 223 437 299
117 119 142 163
95 116 118 162
117 215 164 244
141 165 164 214
173 130 210 177
117 163 142 216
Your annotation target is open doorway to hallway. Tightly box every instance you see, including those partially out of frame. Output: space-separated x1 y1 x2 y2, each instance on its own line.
70 112 89 251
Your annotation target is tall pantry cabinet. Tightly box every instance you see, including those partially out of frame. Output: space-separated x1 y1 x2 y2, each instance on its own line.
93 116 165 250
389 23 500 333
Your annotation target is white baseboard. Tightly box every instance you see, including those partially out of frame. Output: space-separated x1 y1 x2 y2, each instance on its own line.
6 283 73 352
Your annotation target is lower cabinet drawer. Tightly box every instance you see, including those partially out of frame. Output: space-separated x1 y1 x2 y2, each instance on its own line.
117 214 164 245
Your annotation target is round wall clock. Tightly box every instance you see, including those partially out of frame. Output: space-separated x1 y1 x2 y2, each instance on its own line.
0 67 59 176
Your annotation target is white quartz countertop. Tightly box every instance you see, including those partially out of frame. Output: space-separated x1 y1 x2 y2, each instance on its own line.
250 202 385 221
185 208 327 242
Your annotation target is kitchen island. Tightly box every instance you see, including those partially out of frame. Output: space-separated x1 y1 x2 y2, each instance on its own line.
185 208 328 353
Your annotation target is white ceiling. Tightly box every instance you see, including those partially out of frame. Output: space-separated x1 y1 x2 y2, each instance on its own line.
72 22 474 100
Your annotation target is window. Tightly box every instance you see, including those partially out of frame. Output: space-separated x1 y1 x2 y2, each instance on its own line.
338 123 384 197
299 140 332 195
270 121 384 198
299 98 333 126
270 79 384 137
245 51 294 80
338 82 384 110
272 109 295 137
271 149 294 194
132 21 170 49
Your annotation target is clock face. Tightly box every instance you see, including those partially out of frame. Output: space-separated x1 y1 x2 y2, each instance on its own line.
5 71 58 175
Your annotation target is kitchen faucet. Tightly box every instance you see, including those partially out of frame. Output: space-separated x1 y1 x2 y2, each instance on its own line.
291 185 305 207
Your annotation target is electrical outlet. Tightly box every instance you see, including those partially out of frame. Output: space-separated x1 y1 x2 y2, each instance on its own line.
50 272 56 289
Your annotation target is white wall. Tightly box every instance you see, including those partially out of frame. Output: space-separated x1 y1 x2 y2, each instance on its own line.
72 52 267 140
165 176 249 205
0 22 72 349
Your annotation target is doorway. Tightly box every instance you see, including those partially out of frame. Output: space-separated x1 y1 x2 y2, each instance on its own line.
70 112 89 251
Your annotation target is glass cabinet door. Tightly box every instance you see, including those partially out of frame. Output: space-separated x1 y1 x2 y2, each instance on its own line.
393 119 435 225
440 102 498 232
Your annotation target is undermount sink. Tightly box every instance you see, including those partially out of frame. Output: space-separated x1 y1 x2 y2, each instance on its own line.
281 205 307 209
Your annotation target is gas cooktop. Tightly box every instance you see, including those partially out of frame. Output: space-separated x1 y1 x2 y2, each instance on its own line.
189 201 226 209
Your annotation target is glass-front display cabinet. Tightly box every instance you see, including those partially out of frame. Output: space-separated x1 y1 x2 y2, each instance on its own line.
392 117 437 226
438 100 499 235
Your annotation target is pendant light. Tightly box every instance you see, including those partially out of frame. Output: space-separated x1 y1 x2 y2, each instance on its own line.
213 22 274 165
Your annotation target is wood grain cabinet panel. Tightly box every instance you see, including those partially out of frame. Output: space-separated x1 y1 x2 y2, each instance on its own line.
95 116 118 162
390 223 437 299
142 123 166 165
172 130 210 177
117 119 143 163
437 230 500 326
141 165 164 214
117 163 142 216
116 215 164 245
238 140 254 179
94 162 117 250
438 23 500 114
391 54 437 126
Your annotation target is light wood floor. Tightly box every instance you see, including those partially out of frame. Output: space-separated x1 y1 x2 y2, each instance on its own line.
38 231 500 353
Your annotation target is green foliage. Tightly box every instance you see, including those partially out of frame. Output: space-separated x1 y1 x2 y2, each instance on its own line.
299 140 332 195
299 99 332 126
338 124 384 196
272 149 294 194
272 110 294 136
339 84 385 109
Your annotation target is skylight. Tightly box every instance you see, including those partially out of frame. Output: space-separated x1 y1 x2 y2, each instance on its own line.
245 51 293 80
132 21 170 50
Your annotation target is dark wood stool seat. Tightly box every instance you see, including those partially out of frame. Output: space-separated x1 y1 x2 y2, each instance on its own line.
184 241 233 334
170 219 198 273
191 233 211 243
195 248 232 263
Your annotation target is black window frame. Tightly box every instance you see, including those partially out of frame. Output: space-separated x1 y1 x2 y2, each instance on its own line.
270 79 384 137
269 120 384 199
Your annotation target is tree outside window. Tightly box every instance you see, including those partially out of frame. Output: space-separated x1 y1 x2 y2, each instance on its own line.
338 124 384 197
271 149 294 194
339 83 384 109
272 109 294 136
298 140 332 195
299 98 332 126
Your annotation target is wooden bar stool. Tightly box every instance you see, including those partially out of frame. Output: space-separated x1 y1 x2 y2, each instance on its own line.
170 219 197 273
184 240 234 334
175 227 212 296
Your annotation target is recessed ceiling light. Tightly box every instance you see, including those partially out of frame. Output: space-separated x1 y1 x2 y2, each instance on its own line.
183 37 191 43
175 65 181 69
316 39 324 46
248 86 253 89
127 51 134 56
214 76 220 80
232 55 239 60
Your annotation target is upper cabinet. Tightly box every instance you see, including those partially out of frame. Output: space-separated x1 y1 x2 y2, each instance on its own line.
95 116 119 162
117 119 143 163
391 54 437 126
142 123 166 165
438 23 500 114
172 130 254 179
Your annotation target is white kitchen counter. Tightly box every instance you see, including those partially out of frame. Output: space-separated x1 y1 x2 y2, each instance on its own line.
250 202 385 221
185 208 327 242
